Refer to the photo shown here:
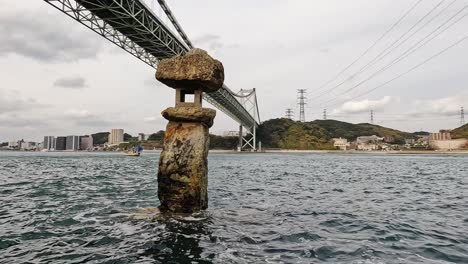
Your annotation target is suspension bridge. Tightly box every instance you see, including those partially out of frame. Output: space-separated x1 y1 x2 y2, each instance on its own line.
44 0 261 151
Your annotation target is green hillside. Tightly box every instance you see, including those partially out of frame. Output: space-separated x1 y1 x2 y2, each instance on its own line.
91 132 110 145
258 118 415 149
451 124 468 139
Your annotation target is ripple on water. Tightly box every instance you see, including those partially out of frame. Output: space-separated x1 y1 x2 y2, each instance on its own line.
0 152 467 263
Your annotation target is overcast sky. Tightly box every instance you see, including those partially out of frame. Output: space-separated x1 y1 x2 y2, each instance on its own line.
1 0 467 142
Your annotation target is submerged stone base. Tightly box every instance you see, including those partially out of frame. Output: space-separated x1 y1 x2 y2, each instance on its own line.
157 109 214 213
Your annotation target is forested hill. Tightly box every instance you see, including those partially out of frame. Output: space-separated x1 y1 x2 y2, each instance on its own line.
451 123 468 139
257 118 415 149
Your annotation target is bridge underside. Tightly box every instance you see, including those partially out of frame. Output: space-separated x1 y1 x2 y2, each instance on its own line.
45 0 258 129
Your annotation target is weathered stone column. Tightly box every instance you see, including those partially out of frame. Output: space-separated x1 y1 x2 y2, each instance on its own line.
155 49 224 214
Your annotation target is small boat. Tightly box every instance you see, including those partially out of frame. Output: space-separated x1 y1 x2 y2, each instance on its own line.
123 151 140 157
122 145 143 157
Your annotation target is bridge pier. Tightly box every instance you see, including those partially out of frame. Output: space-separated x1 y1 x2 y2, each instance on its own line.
155 49 224 214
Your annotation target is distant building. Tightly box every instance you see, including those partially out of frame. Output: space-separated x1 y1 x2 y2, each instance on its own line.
66 136 80 151
223 131 240 137
429 130 466 150
43 136 56 150
8 140 19 149
430 130 451 141
356 135 383 151
383 136 394 143
55 137 67 151
108 129 124 145
20 141 36 151
356 135 384 144
138 133 149 141
80 136 93 151
332 137 349 150
405 138 415 145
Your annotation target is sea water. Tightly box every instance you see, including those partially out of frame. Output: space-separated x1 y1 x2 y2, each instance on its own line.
0 152 467 263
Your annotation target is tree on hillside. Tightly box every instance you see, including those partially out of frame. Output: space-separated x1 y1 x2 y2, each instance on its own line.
92 132 110 145
148 131 165 142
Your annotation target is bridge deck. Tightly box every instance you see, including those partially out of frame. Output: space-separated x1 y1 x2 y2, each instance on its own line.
45 0 257 128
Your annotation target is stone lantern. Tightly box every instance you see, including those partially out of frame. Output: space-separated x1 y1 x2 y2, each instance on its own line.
155 48 224 213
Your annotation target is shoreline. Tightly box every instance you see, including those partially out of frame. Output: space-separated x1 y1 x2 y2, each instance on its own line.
260 149 468 155
1 149 467 155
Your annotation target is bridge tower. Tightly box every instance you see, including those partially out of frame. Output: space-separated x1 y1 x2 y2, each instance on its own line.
234 89 261 152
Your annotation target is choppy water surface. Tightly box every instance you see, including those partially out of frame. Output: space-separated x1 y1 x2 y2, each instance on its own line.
0 152 467 263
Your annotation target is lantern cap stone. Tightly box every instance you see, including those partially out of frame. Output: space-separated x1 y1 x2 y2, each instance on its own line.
156 48 224 93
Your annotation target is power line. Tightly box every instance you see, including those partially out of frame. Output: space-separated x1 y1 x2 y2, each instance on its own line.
309 0 424 97
321 6 468 108
297 89 307 122
314 1 463 106
326 33 468 108
351 0 451 79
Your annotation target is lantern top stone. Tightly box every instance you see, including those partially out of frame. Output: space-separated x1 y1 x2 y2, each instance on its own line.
156 48 224 93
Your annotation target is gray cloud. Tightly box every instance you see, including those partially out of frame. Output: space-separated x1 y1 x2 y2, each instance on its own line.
0 9 101 62
0 114 47 128
54 76 87 89
333 96 396 114
193 34 225 51
63 109 117 127
0 90 48 113
407 94 467 118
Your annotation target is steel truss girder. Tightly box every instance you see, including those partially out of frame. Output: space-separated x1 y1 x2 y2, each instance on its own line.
44 0 258 128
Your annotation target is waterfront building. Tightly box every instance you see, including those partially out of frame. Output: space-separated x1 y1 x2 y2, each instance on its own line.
66 136 80 151
8 140 19 149
138 133 149 141
429 130 451 141
429 130 466 150
55 137 66 151
332 137 349 150
356 135 384 144
356 135 383 151
108 129 124 145
80 136 93 151
20 141 36 151
43 136 56 150
383 136 394 143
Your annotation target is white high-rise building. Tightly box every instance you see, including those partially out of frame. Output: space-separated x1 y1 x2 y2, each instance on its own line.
108 129 124 145
43 136 56 150
80 136 93 151
138 133 149 141
8 140 19 149
20 142 35 151
66 136 80 151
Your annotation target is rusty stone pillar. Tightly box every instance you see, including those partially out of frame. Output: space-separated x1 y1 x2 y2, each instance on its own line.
155 49 224 214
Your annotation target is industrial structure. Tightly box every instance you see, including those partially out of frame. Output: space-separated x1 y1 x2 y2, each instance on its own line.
285 108 294 120
297 89 306 122
461 107 465 126
44 0 260 151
